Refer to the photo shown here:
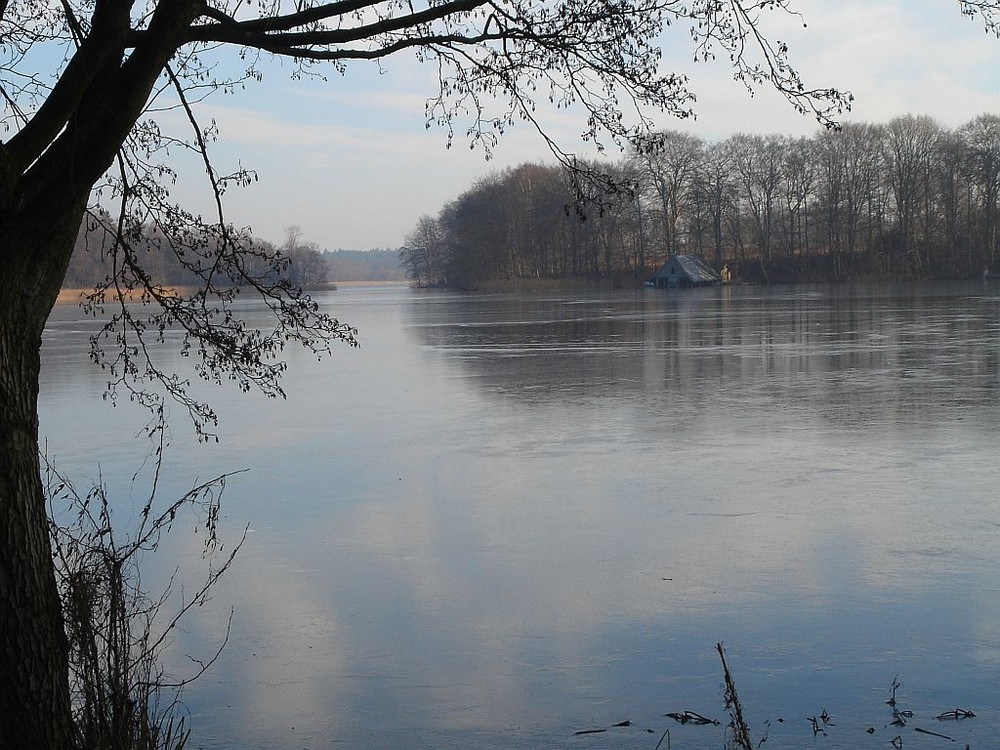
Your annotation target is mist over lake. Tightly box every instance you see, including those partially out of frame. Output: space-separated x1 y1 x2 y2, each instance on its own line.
40 281 1000 750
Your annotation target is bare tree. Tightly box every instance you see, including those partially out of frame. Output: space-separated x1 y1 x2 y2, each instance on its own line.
633 130 704 261
934 129 973 271
884 115 942 271
401 214 450 286
959 114 1000 271
814 123 885 271
780 137 817 256
727 133 785 262
691 142 736 269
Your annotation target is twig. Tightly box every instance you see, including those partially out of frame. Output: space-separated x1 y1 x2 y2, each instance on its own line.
914 727 954 741
665 710 719 725
936 709 976 721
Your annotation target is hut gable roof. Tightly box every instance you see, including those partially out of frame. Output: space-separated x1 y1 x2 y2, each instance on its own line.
652 254 720 285
673 254 720 283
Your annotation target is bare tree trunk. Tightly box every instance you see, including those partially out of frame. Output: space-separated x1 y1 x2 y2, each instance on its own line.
0 212 84 750
0 324 75 750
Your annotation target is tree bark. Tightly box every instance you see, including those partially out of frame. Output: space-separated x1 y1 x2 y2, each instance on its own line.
0 4 202 741
0 209 86 750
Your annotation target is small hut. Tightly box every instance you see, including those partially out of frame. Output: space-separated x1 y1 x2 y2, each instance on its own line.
650 254 721 288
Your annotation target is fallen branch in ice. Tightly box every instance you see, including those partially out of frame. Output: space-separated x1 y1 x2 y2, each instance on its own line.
717 642 754 750
664 710 719 725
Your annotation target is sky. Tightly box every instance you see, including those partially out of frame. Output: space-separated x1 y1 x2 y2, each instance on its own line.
174 0 1000 250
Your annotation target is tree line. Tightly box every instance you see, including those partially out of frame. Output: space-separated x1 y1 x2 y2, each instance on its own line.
401 114 1000 287
64 220 331 290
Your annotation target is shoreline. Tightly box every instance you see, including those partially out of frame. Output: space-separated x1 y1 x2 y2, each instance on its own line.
55 280 406 305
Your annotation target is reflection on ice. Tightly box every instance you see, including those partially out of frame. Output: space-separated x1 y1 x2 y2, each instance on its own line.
39 281 1000 750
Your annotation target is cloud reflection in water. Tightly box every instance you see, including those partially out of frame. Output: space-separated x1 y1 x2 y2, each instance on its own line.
40 282 1000 749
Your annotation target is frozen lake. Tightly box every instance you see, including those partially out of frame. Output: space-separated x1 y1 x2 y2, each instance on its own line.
40 281 1000 749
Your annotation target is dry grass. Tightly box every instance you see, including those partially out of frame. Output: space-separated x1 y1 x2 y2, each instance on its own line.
45 450 243 750
717 643 754 750
55 287 200 305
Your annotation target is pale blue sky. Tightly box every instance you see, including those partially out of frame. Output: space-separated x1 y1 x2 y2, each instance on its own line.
175 0 1000 249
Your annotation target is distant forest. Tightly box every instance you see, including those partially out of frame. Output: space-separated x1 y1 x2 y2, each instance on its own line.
400 114 1000 288
323 249 405 281
63 220 403 288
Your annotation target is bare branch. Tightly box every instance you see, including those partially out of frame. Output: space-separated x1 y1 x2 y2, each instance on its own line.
5 33 124 173
201 0 388 33
961 0 1000 36
183 0 488 48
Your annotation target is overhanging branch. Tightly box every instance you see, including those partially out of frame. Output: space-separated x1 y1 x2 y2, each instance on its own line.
179 0 489 48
